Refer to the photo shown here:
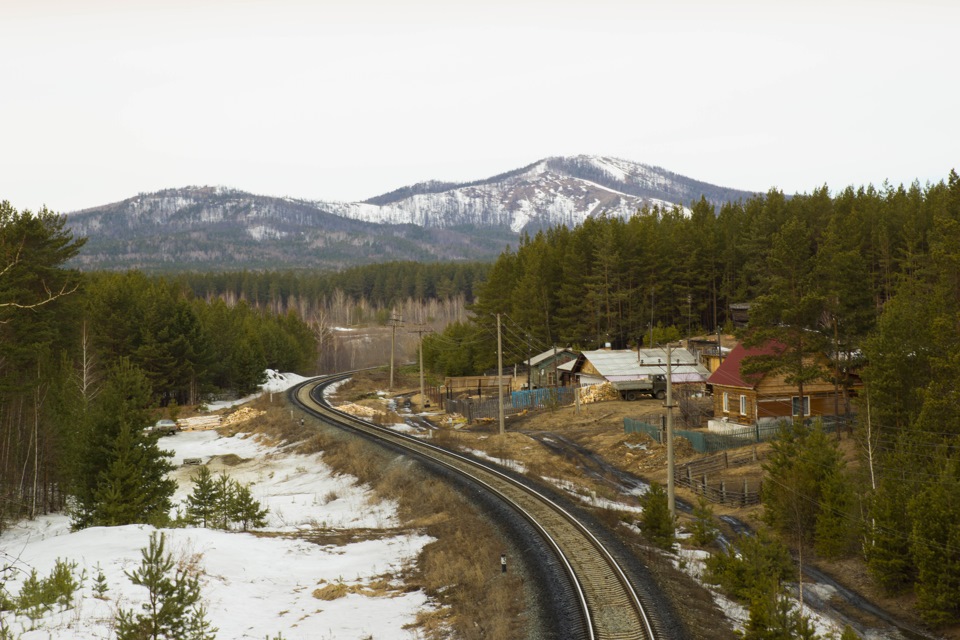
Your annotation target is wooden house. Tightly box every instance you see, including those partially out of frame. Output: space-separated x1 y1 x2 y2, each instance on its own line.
518 347 578 389
706 342 854 428
685 335 736 374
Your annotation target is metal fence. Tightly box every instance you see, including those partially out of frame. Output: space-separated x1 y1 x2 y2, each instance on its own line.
510 387 577 410
624 416 850 454
444 386 579 421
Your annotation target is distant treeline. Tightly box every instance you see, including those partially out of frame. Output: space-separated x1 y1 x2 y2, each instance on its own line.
464 176 959 351
173 261 490 311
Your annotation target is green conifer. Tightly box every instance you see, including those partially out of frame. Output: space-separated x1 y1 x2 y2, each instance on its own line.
115 532 210 640
639 482 675 550
228 482 269 532
689 497 718 548
185 466 219 528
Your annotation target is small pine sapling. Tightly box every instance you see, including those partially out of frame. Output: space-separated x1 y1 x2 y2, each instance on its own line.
228 482 269 532
689 497 718 547
93 563 110 600
115 532 209 640
638 482 675 550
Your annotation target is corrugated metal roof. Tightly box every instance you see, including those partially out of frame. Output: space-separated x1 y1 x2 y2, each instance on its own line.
636 348 698 366
580 348 709 382
528 347 575 367
706 341 782 388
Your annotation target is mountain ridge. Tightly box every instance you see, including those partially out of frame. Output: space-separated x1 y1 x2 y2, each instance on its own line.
65 155 758 271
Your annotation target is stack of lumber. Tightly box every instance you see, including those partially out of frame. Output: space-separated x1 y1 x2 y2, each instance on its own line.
335 402 381 419
580 383 620 404
221 407 264 427
178 415 223 431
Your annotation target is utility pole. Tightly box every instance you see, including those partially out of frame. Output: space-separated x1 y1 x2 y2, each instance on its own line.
649 286 655 348
526 336 532 391
389 314 403 391
552 345 559 389
410 324 429 407
420 333 425 406
716 325 723 368
665 342 676 518
497 313 505 436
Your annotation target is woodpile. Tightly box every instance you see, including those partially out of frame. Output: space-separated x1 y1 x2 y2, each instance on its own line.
221 407 265 427
335 402 382 419
579 383 620 404
178 415 223 431
437 413 467 429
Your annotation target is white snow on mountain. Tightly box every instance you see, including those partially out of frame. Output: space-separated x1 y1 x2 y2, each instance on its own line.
319 155 691 232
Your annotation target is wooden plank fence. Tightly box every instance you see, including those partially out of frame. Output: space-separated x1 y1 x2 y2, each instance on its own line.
673 448 765 506
445 395 520 422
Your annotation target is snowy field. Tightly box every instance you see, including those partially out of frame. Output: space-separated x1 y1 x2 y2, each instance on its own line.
0 372 434 639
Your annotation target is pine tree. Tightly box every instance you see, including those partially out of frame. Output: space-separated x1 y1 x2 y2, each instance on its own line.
740 211 828 416
908 461 960 626
184 466 219 528
839 625 861 639
184 604 217 640
92 424 152 526
638 482 675 550
72 360 175 529
814 464 857 559
689 497 718 548
227 482 269 532
93 563 109 600
115 532 214 640
761 423 846 550
704 529 794 603
865 441 918 592
213 473 233 530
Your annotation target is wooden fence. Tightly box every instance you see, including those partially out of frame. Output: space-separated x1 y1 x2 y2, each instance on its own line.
673 448 765 506
445 396 520 422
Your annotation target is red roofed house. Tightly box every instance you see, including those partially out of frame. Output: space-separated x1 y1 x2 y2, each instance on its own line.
706 341 852 428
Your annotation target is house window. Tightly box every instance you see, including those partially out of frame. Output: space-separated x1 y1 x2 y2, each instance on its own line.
547 371 557 386
722 392 729 413
792 396 811 417
740 395 747 416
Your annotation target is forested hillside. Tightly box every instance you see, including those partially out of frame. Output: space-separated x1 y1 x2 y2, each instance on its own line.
0 201 316 531
424 171 960 626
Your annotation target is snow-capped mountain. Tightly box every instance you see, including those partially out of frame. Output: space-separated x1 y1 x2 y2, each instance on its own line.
65 156 755 271
65 186 517 271
320 155 756 232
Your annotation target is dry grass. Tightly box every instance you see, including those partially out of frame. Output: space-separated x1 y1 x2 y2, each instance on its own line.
312 574 405 601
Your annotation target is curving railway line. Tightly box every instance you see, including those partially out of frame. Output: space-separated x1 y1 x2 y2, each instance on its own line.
290 374 667 640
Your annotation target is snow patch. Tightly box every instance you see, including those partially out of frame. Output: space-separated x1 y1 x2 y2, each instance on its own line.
1 419 433 640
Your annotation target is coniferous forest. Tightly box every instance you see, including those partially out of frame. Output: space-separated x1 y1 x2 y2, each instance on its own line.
0 201 316 531
2 168 960 625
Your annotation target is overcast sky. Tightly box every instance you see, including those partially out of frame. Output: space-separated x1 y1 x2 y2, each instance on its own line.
2 0 957 213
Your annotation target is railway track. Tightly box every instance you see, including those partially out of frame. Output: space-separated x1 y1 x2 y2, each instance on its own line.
290 374 663 640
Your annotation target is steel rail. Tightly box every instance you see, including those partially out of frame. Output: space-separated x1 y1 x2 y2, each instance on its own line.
290 374 658 640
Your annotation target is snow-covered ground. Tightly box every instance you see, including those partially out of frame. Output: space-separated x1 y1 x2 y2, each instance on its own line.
0 372 434 640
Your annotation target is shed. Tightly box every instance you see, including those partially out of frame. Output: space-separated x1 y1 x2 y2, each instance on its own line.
518 347 578 388
570 348 710 386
